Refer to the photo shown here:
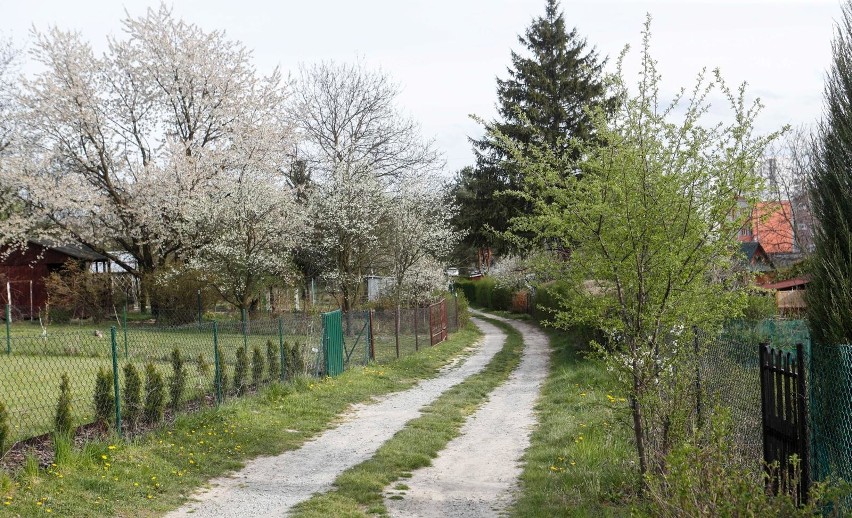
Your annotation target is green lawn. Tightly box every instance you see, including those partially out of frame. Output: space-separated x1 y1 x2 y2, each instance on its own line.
0 324 481 517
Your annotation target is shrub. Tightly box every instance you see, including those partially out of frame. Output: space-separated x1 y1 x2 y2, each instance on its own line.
143 364 165 424
234 347 248 395
266 339 281 381
122 363 142 427
93 367 115 427
0 399 9 454
251 345 265 387
454 278 477 304
531 280 572 324
55 373 73 435
196 353 210 378
646 410 844 517
219 364 229 401
285 341 305 379
169 348 186 411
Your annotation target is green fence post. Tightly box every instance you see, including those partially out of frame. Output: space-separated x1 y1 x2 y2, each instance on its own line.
213 321 222 405
241 308 248 355
278 317 286 382
197 290 202 327
110 327 122 436
4 304 9 355
123 302 128 360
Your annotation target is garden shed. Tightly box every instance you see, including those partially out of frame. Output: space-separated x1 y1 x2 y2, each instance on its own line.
0 239 107 319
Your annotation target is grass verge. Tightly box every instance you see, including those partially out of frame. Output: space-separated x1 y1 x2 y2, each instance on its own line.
509 326 639 517
290 316 523 517
0 325 481 517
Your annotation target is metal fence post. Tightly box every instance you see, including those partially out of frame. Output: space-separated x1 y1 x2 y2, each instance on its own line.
796 342 810 504
213 321 222 405
395 307 400 359
5 304 10 354
368 309 375 361
414 306 419 352
278 317 286 382
110 327 122 436
693 326 702 428
123 302 128 360
197 290 202 327
241 308 248 355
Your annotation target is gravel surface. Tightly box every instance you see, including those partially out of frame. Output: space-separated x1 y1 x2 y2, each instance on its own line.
384 314 550 518
167 317 505 518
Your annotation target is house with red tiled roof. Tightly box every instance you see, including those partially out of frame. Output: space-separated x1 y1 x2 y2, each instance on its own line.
737 200 810 268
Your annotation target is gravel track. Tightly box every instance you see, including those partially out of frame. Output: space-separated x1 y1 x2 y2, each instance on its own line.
384 314 550 518
167 317 505 518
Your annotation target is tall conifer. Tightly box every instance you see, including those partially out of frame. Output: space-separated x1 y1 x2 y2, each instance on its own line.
456 0 607 257
808 1 852 345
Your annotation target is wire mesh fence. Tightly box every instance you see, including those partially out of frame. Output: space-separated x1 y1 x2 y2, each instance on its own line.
0 296 463 447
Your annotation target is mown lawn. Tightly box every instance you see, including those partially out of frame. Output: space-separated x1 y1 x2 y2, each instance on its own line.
0 325 481 516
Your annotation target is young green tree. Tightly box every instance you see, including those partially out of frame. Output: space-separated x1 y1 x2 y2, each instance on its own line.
808 1 852 346
509 19 775 477
458 0 608 257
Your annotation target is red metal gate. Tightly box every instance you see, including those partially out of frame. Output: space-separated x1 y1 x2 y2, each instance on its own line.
428 299 448 346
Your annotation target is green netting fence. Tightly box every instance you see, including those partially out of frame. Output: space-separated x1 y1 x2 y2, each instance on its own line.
702 318 852 492
0 297 462 448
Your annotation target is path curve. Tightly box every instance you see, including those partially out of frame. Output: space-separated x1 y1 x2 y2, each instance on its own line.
168 317 505 518
385 313 550 518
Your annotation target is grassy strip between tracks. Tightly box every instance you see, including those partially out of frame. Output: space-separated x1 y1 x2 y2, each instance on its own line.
0 325 481 517
290 316 523 517
509 326 639 517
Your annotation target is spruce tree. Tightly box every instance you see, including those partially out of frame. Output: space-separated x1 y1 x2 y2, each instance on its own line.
459 0 608 256
808 1 852 346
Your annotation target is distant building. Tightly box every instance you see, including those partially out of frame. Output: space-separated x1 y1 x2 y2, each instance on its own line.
0 240 107 319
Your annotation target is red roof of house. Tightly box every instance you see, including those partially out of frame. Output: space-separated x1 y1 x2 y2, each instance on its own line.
749 202 795 254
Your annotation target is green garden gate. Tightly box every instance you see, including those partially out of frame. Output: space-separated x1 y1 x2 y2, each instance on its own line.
322 309 344 376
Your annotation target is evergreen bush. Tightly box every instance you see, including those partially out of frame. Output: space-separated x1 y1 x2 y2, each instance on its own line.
93 367 115 427
143 364 165 424
55 373 73 435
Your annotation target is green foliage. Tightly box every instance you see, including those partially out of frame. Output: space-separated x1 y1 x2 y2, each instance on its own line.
93 367 115 427
143 363 165 424
54 372 72 435
267 339 281 381
454 292 470 328
808 2 852 346
122 363 142 427
233 347 248 395
506 18 775 478
0 399 9 454
251 345 264 387
454 278 477 304
52 431 73 466
645 410 845 517
169 348 186 411
742 289 777 321
196 353 210 378
285 341 305 379
456 0 609 255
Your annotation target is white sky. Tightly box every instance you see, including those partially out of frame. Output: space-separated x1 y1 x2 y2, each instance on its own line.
0 0 842 174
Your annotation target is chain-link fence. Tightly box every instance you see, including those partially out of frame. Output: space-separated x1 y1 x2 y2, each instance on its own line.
0 296 464 448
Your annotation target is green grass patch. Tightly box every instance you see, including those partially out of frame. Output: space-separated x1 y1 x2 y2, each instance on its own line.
290 316 523 518
509 326 639 517
0 326 481 517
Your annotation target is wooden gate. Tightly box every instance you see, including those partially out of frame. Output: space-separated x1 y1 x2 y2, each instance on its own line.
428 299 448 346
759 343 809 504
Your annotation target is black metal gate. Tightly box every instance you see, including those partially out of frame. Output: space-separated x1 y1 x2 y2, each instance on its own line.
759 343 809 504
